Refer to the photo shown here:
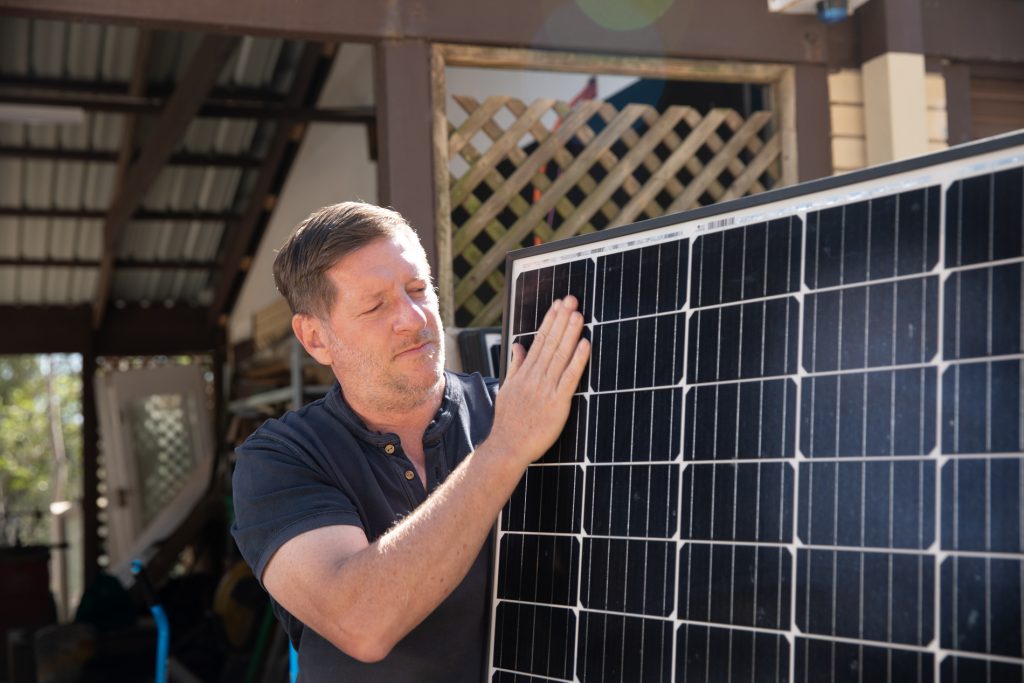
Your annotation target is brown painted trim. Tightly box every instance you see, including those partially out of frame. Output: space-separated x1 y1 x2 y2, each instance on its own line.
430 44 454 325
375 40 438 273
857 0 925 64
206 43 328 326
923 0 1024 65
92 34 240 329
0 305 217 355
943 63 972 146
793 63 833 181
0 0 851 66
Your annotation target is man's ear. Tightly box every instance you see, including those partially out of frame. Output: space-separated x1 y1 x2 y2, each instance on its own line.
291 314 333 366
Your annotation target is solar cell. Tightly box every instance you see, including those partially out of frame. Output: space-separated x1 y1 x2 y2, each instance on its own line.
491 132 1024 682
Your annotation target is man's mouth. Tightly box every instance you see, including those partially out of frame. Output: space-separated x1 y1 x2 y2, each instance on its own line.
395 340 436 358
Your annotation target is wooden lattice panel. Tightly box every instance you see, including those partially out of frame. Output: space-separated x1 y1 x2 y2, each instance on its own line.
446 96 782 327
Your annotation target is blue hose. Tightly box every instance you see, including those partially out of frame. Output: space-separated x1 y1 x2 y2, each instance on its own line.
149 604 170 683
289 642 299 682
131 559 169 683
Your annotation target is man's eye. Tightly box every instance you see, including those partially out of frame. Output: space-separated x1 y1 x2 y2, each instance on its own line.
364 302 383 314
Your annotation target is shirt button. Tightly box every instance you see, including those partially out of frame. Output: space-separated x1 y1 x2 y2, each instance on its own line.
384 444 396 455
404 470 415 481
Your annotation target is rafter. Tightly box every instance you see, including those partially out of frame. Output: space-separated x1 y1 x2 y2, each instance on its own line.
0 145 263 167
91 33 240 329
0 257 218 270
206 42 328 325
0 88 374 123
0 207 241 222
0 74 287 102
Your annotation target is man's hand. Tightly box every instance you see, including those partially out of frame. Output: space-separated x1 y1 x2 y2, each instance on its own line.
488 295 591 467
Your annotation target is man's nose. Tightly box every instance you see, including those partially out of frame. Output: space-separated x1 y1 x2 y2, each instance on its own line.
393 293 428 332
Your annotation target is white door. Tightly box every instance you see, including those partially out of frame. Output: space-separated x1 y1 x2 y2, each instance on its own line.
95 363 214 581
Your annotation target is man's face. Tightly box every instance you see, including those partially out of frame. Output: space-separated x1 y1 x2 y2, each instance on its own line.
318 233 445 412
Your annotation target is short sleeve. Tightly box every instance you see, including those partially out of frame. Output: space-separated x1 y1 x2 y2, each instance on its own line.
231 431 362 583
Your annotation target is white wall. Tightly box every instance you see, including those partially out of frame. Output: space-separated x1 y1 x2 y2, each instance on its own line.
228 43 377 344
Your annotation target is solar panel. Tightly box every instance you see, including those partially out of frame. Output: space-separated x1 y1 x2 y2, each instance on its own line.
490 132 1024 682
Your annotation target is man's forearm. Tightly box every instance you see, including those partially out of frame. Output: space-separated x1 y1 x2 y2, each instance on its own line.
321 437 525 660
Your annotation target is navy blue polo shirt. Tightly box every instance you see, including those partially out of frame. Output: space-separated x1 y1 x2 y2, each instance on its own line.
231 370 499 682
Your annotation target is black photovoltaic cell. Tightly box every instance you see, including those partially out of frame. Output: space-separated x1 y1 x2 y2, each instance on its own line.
491 137 1024 682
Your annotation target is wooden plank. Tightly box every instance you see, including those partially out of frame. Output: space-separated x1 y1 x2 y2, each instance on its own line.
93 33 240 329
549 106 690 242
667 110 773 213
720 133 782 201
455 102 647 306
775 66 798 186
440 45 790 84
612 108 730 227
449 97 555 207
448 95 510 158
431 44 454 325
451 100 603 256
469 288 505 327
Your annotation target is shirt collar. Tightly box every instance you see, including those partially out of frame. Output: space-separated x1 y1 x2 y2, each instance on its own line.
326 370 462 447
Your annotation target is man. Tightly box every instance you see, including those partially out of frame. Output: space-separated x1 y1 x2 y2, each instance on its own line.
231 202 589 681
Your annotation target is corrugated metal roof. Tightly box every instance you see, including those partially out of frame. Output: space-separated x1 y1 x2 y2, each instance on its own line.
0 17 313 307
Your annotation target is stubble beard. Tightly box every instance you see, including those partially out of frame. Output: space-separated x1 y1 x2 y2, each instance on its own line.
328 327 445 414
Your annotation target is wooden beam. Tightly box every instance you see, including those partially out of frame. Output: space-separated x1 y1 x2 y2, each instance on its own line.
857 0 925 63
0 304 217 355
0 145 264 168
0 89 374 123
92 34 240 330
0 257 218 270
943 62 972 146
0 0 855 66
0 207 240 221
376 40 438 272
206 42 326 326
793 63 832 181
0 74 285 102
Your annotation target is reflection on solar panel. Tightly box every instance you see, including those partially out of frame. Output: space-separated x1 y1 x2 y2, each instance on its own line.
491 132 1024 682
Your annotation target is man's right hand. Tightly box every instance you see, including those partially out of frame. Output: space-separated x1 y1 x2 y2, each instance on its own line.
487 295 591 469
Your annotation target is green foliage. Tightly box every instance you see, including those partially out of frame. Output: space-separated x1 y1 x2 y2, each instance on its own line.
0 354 82 545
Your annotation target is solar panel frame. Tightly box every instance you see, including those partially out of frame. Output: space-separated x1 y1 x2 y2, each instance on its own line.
490 130 1024 682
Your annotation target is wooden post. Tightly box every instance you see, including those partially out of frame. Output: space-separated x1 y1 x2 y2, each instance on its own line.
375 40 440 288
81 345 100 587
793 64 832 181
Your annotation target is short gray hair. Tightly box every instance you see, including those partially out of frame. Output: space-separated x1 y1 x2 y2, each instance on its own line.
272 202 423 319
